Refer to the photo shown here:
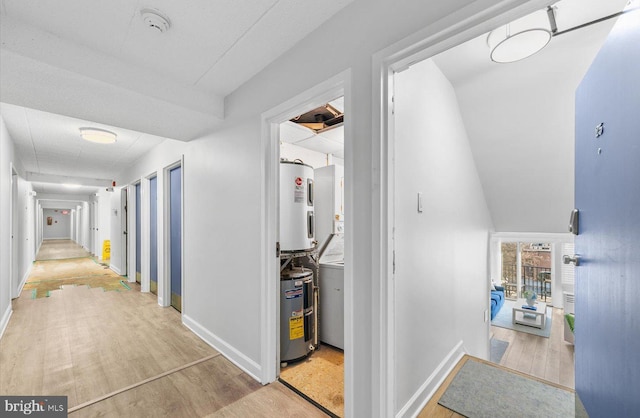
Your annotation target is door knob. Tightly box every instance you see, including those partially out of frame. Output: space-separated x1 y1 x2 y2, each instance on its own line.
563 254 581 266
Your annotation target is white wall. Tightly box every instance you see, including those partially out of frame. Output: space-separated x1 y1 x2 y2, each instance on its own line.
1 116 34 336
393 58 494 413
0 117 15 336
78 202 90 251
103 1 551 415
43 208 71 239
109 190 122 274
94 188 111 261
112 139 188 304
185 3 505 415
280 142 329 169
14 175 34 297
443 27 610 233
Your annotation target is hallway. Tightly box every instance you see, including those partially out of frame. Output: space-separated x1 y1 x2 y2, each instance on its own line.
0 243 327 417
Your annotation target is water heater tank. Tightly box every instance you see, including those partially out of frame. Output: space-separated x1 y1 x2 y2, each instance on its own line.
280 160 315 252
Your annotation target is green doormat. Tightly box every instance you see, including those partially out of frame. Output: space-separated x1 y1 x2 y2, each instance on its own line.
438 359 574 418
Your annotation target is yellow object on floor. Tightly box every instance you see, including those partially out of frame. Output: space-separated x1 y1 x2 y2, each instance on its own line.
102 239 111 260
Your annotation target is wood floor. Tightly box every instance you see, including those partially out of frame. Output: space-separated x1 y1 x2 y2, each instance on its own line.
0 246 328 417
2 241 573 417
491 305 575 389
35 238 93 260
280 344 344 417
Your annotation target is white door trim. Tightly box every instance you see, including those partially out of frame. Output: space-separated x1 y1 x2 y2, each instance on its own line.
260 70 351 397
127 182 139 283
372 0 553 416
163 159 184 311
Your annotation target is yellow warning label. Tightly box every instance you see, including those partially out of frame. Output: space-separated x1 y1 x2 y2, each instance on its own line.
289 316 304 340
102 240 111 260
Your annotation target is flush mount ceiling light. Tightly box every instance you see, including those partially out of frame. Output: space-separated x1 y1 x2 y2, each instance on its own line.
140 8 171 33
79 127 117 144
487 7 557 63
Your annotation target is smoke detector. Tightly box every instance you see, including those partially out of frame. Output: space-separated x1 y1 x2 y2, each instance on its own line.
140 9 171 33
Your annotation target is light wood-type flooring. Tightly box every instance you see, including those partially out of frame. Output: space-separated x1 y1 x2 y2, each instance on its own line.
490 305 575 389
3 241 572 416
35 239 93 260
280 344 344 417
0 246 328 417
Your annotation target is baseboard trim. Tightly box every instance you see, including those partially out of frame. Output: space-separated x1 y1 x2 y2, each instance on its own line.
182 314 262 382
396 340 466 418
110 265 122 276
0 305 13 341
17 263 33 297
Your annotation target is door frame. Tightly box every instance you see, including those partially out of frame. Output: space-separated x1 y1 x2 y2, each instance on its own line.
373 0 553 415
128 181 141 284
140 175 153 293
121 187 128 277
10 166 19 299
147 173 159 296
164 159 184 312
260 70 351 389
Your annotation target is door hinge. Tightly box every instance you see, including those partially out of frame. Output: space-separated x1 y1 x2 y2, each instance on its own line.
276 242 281 258
391 96 395 115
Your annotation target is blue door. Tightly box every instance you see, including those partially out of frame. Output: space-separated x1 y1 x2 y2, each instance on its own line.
574 10 640 416
150 176 158 295
135 183 141 283
169 166 182 312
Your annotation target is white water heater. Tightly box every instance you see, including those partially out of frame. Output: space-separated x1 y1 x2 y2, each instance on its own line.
280 160 315 252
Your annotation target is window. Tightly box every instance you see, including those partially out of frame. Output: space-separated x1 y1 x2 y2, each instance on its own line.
500 242 552 303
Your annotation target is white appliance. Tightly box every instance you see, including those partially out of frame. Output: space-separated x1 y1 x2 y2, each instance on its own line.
319 233 344 350
314 165 344 249
280 160 315 252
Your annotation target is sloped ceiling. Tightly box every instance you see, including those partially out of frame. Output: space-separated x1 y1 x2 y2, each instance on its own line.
432 0 629 232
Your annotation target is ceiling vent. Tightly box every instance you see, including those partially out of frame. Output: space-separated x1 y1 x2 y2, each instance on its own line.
290 104 344 133
141 9 171 33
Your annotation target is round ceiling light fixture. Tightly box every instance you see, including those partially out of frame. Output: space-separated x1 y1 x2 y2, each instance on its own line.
79 127 117 144
140 8 171 33
487 8 555 63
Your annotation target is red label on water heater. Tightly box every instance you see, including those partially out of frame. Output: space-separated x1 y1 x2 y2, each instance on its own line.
295 177 303 186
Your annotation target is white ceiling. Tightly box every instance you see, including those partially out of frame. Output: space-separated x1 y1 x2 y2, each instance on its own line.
0 0 354 140
431 0 629 232
0 102 169 194
0 0 353 195
0 0 632 231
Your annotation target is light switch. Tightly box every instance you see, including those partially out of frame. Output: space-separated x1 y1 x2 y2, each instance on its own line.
417 192 423 213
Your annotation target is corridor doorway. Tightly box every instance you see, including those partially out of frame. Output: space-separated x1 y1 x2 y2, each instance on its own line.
168 164 182 312
149 175 158 295
135 182 141 284
121 188 128 277
261 72 350 416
